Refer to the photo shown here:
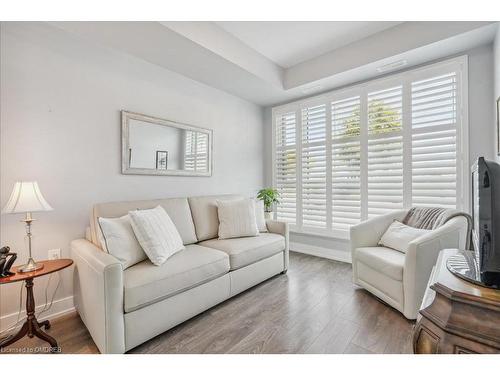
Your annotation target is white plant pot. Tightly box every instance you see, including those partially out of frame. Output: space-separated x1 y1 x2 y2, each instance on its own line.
264 211 273 220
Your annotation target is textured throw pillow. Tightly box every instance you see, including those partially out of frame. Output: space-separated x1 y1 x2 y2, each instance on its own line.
217 198 259 239
378 220 431 253
129 205 185 266
98 215 147 269
254 199 268 233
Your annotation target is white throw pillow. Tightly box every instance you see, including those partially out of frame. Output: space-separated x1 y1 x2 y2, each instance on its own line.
378 220 431 253
129 205 185 266
217 198 259 239
254 199 268 233
98 215 147 269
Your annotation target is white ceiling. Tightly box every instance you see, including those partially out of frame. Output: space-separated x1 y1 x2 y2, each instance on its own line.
41 21 498 106
215 21 403 68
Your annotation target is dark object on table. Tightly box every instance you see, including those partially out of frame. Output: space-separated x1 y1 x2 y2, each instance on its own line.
0 246 17 277
447 250 500 289
471 157 500 288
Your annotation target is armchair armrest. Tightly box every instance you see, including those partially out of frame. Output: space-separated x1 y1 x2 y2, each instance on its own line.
266 219 289 271
403 216 468 318
71 239 125 353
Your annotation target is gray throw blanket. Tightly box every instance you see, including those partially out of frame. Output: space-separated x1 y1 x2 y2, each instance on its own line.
402 207 472 249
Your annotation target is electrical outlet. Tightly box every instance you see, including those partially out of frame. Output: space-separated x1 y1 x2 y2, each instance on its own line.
48 248 61 260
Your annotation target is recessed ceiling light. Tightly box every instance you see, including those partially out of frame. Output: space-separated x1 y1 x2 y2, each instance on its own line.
377 60 408 73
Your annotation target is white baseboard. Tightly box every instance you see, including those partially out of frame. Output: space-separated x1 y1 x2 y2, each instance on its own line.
0 295 75 334
290 242 352 264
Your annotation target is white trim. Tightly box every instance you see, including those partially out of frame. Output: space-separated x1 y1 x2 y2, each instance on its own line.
459 56 470 213
290 242 352 264
0 295 75 334
295 108 303 229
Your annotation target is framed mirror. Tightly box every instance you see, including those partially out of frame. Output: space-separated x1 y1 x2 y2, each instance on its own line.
121 111 213 176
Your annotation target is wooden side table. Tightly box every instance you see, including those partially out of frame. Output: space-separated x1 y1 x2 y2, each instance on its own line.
0 259 73 353
413 249 500 354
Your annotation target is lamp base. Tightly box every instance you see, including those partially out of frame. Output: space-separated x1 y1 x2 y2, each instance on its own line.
18 257 44 273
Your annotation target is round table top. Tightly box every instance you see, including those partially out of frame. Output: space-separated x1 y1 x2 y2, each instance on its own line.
0 259 73 284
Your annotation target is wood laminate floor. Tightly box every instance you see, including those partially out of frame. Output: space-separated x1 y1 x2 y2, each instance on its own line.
2 252 415 354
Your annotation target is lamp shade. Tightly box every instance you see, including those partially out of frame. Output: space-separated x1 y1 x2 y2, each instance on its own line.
2 181 53 214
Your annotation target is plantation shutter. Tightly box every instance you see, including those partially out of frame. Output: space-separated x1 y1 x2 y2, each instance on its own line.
301 104 327 228
272 58 466 237
331 96 361 229
275 112 297 224
411 72 458 208
367 86 404 218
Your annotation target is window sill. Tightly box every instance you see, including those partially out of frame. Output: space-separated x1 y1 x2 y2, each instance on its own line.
289 226 350 241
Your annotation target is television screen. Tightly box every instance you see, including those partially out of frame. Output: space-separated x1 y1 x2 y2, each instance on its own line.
471 157 500 287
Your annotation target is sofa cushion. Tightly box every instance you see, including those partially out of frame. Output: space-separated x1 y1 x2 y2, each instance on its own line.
354 246 405 281
123 244 230 312
91 197 198 248
129 206 185 266
200 233 285 270
188 194 243 241
217 198 259 239
254 199 267 232
98 214 147 269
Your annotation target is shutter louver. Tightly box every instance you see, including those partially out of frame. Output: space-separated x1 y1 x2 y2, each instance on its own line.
331 97 361 229
275 112 297 224
411 73 458 208
301 104 327 228
367 86 404 217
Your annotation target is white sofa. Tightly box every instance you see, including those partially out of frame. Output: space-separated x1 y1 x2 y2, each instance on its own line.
349 209 468 319
71 194 289 353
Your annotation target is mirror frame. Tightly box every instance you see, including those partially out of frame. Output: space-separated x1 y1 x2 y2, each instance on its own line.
121 110 213 177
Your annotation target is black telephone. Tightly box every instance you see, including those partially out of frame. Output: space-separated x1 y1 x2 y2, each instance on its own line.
0 246 17 277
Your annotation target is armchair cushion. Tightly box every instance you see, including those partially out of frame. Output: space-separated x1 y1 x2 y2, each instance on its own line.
378 221 431 253
354 246 405 281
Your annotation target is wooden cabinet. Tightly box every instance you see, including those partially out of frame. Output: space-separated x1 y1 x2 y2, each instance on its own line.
413 249 500 354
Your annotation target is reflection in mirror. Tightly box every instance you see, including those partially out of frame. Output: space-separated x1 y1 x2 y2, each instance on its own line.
122 111 212 176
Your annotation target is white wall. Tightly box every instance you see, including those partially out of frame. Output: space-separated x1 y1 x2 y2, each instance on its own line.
0 23 265 324
265 44 496 258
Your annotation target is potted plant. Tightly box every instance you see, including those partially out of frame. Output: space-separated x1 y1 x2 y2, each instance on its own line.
257 188 280 220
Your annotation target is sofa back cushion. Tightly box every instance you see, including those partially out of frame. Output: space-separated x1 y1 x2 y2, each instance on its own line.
188 194 243 241
90 197 198 249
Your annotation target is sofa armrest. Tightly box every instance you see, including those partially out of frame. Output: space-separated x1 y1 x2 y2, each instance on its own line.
403 216 468 318
266 219 289 271
71 239 125 353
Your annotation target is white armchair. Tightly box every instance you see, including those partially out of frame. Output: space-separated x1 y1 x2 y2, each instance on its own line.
350 209 468 319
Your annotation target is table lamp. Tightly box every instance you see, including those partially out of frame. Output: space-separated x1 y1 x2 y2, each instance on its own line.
1 181 53 273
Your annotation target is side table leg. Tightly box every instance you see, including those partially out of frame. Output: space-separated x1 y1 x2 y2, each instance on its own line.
32 323 59 352
0 321 29 349
38 320 51 330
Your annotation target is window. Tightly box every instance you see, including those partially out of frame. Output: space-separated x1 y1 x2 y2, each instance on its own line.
272 57 467 238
